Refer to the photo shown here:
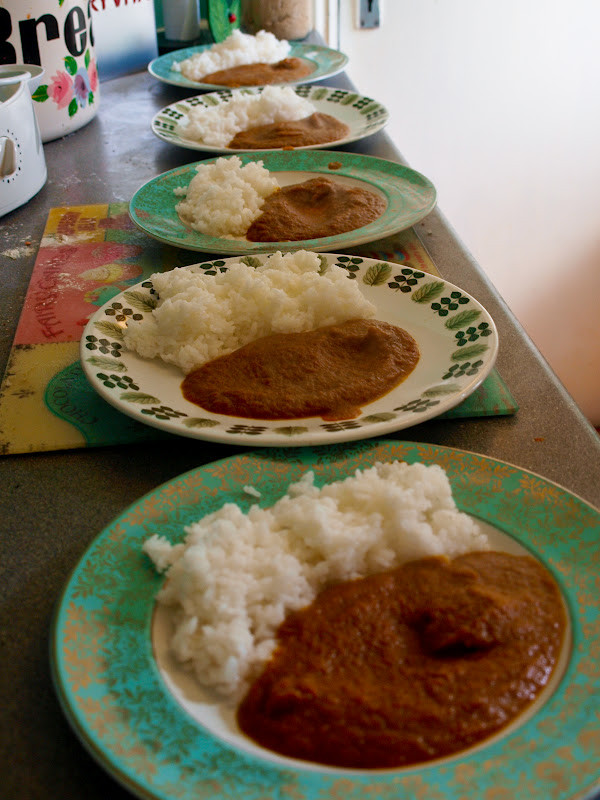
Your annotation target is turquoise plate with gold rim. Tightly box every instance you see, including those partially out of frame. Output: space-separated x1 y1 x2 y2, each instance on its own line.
128 150 436 254
50 440 600 800
148 42 349 91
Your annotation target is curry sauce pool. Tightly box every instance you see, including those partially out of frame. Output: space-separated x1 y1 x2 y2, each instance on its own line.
237 551 566 768
181 318 419 420
200 57 314 87
229 112 350 149
246 176 386 242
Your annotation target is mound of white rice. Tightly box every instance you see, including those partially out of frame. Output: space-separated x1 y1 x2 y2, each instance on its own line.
144 461 489 698
173 29 290 82
174 155 278 237
180 86 315 148
122 250 376 374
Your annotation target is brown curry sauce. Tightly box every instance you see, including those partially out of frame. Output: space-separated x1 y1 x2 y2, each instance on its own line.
200 57 314 87
246 176 386 242
229 112 350 150
181 318 420 421
237 551 566 768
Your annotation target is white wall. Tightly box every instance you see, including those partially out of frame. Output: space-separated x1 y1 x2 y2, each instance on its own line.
331 0 600 424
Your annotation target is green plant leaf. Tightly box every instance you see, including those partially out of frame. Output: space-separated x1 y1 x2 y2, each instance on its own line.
363 262 392 286
64 55 78 75
31 85 48 102
93 320 125 340
120 392 160 404
85 49 90 68
85 356 127 372
445 310 481 330
122 291 158 312
311 88 327 100
68 98 78 117
412 281 445 303
451 343 489 361
340 92 358 105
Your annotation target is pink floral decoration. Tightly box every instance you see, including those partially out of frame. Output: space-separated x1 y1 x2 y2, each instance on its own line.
49 71 74 109
88 60 98 93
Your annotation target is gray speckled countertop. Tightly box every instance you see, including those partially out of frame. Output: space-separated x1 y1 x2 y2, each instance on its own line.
1 61 599 800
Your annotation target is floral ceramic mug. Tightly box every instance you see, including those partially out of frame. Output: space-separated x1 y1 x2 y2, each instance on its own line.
0 0 99 142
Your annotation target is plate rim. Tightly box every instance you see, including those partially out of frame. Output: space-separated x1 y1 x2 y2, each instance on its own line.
150 85 390 154
128 149 437 254
148 41 349 91
50 439 600 800
79 252 498 446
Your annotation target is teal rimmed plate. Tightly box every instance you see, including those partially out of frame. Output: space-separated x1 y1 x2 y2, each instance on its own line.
50 440 600 800
79 253 497 446
151 85 389 154
128 150 436 254
148 42 349 91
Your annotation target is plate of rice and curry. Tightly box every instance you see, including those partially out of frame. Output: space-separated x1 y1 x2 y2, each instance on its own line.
151 85 389 155
50 439 600 800
148 29 349 92
128 150 437 255
79 249 497 446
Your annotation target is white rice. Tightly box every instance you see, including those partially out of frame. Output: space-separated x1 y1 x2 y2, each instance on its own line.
144 461 489 698
174 155 278 238
173 29 290 82
122 250 376 374
180 86 315 148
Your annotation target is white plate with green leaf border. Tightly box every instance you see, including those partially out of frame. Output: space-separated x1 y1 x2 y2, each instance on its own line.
128 150 437 255
151 86 389 154
80 252 498 446
148 41 349 91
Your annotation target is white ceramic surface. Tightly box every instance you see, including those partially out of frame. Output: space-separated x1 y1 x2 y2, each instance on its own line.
0 68 47 217
151 85 389 154
0 0 99 142
80 253 498 446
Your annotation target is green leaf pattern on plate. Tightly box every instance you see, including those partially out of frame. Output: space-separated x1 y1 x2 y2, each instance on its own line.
122 291 159 313
273 426 310 437
150 86 389 157
361 412 397 422
363 262 392 286
93 320 126 340
84 355 126 371
81 256 497 443
451 343 490 362
412 281 446 303
120 392 161 404
183 418 220 428
423 383 462 396
445 309 482 330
